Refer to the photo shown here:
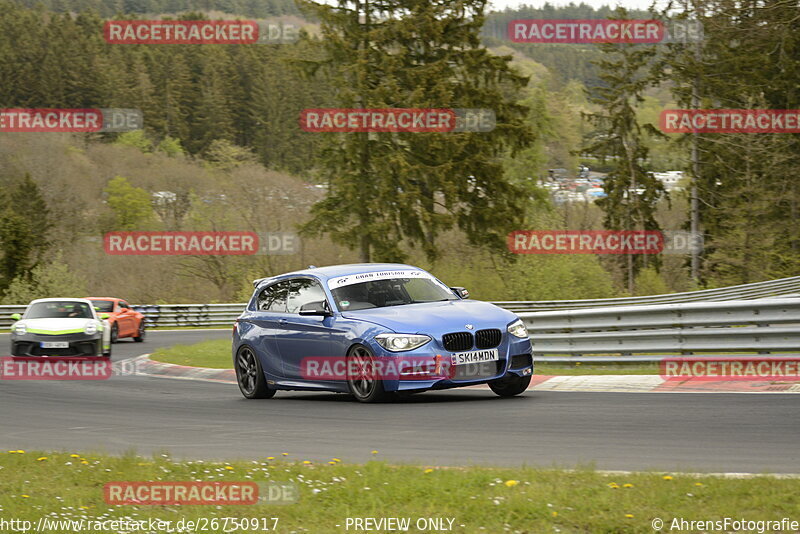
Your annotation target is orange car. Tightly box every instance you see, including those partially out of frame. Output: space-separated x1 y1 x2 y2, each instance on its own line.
86 297 146 343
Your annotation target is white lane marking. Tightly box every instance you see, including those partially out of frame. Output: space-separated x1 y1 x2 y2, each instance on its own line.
133 372 235 385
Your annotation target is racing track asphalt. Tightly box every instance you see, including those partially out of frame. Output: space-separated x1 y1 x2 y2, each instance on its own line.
1 330 798 473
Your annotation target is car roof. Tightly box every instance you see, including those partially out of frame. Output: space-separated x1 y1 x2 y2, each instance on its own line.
256 263 425 286
85 297 120 301
286 263 422 279
29 298 95 304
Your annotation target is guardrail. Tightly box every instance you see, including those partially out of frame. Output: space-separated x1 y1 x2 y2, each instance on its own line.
0 303 245 329
0 305 26 329
129 304 244 328
1 276 797 328
495 275 800 312
519 298 800 359
1 281 798 361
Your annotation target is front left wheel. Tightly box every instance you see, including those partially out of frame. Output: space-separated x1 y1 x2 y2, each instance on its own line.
133 322 146 342
346 344 391 403
235 346 275 399
488 373 531 397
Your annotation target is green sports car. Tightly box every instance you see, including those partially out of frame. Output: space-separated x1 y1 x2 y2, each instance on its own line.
10 298 112 357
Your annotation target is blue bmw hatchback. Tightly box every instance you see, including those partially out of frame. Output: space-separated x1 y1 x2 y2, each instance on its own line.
233 264 533 402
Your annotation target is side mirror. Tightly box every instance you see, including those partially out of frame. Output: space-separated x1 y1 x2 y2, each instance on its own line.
99 313 110 320
298 301 333 317
450 287 469 299
10 313 21 321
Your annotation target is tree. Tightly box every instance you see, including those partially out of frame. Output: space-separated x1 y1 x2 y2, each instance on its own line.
115 130 153 153
2 254 88 304
582 7 664 292
297 0 535 262
157 136 185 158
633 266 670 296
661 0 800 285
502 84 554 184
203 139 258 171
0 174 52 290
103 176 154 230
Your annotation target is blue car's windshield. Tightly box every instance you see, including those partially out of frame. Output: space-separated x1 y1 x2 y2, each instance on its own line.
331 278 456 311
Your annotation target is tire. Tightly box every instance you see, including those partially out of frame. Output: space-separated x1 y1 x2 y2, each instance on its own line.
488 373 531 397
133 322 146 342
102 340 112 358
235 345 275 399
346 344 391 403
110 323 119 344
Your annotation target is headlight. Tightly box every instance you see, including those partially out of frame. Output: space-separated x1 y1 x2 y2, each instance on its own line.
507 319 528 339
84 321 98 335
14 323 27 335
375 334 431 352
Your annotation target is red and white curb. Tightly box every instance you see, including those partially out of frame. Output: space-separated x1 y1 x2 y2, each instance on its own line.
131 356 800 393
129 355 235 384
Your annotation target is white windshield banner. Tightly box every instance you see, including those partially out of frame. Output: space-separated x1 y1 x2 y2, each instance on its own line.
327 270 433 290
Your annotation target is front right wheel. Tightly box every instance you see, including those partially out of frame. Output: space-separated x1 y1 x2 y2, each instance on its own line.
235 346 275 399
488 373 531 397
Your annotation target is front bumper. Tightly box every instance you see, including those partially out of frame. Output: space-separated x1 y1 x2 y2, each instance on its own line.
11 333 103 357
366 335 533 392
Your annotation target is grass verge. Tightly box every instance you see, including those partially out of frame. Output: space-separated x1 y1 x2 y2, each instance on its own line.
1 451 798 533
536 362 661 375
150 339 232 368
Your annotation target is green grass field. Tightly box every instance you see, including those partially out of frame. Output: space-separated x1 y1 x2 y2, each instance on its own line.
535 362 661 375
151 340 663 375
151 339 233 368
2 451 798 533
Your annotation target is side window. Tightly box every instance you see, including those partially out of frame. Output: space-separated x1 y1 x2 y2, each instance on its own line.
286 278 328 314
255 281 290 313
119 301 129 309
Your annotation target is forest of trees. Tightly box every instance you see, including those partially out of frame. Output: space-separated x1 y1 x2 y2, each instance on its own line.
0 0 797 303
12 0 300 17
0 2 329 174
